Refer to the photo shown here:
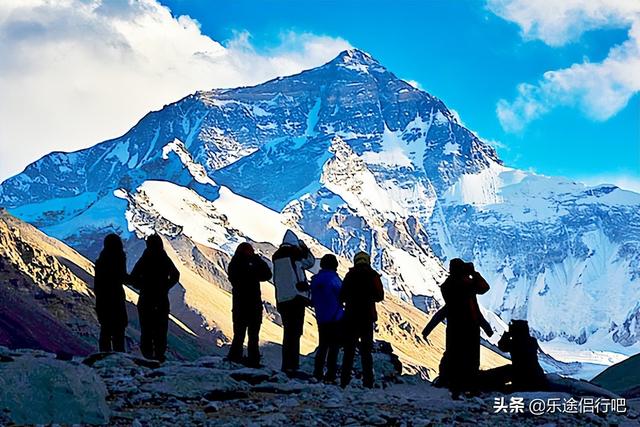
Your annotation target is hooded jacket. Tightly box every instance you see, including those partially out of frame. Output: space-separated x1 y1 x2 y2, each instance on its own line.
272 230 315 304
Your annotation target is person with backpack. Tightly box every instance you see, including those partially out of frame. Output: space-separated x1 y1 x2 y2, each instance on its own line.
130 234 180 362
310 254 344 382
226 242 272 367
340 251 384 388
94 233 128 352
272 230 315 375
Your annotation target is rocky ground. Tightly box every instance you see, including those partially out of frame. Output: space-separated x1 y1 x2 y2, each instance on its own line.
1 346 638 426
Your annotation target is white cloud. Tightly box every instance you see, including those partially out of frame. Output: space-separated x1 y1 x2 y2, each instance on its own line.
0 0 351 180
488 0 640 132
487 0 639 46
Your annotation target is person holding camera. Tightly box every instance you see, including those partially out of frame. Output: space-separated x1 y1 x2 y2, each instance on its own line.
227 242 272 367
493 320 547 391
272 229 315 375
439 258 490 397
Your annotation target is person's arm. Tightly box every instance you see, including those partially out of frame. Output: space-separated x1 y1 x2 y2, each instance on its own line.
331 275 342 298
497 332 512 353
227 257 238 285
472 270 490 295
129 258 144 290
372 274 384 303
298 241 315 270
479 312 494 337
422 306 447 339
340 273 351 304
254 255 272 282
166 257 180 290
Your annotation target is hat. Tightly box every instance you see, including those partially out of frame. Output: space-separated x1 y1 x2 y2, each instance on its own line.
449 258 465 275
353 251 370 266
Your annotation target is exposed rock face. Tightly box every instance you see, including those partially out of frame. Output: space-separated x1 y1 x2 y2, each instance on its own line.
0 210 211 360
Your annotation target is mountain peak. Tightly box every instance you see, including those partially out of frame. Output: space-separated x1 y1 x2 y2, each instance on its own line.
327 48 384 73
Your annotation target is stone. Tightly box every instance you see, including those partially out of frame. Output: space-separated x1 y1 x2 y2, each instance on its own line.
141 366 248 400
0 355 110 425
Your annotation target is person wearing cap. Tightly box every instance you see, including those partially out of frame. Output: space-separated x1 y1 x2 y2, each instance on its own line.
227 242 272 367
339 251 384 388
272 229 315 375
310 254 344 382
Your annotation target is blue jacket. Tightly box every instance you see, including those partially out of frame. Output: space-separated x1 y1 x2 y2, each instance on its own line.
310 269 344 324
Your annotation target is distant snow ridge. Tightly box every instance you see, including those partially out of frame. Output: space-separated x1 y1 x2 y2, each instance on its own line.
1 49 640 374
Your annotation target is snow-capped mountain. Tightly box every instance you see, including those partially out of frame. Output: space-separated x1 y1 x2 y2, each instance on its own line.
1 48 638 374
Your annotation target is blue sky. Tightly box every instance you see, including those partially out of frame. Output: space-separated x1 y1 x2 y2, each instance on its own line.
0 0 637 190
161 0 639 188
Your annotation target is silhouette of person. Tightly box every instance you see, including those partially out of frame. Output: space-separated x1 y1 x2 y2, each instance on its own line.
422 302 493 388
130 234 180 362
481 320 547 392
226 242 272 367
94 233 128 352
310 254 344 382
272 229 315 375
340 251 384 388
440 259 490 397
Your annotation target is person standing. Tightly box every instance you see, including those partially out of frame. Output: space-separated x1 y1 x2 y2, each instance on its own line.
272 229 315 375
440 259 490 397
310 254 344 382
340 251 384 388
130 234 180 362
94 233 128 352
227 242 272 367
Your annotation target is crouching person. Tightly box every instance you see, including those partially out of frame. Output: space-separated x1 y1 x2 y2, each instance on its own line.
480 320 547 392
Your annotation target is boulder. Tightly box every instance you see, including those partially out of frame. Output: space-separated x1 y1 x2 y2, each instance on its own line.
0 355 110 425
140 365 248 400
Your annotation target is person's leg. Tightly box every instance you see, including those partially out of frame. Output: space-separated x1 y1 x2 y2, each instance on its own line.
340 324 356 388
154 308 169 362
99 324 112 352
290 300 305 371
228 313 247 363
113 327 126 352
247 319 261 367
360 323 375 388
138 303 153 359
314 322 330 380
325 321 340 382
278 301 293 371
479 365 512 392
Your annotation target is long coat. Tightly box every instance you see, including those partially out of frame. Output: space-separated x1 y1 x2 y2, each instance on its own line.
94 251 128 329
